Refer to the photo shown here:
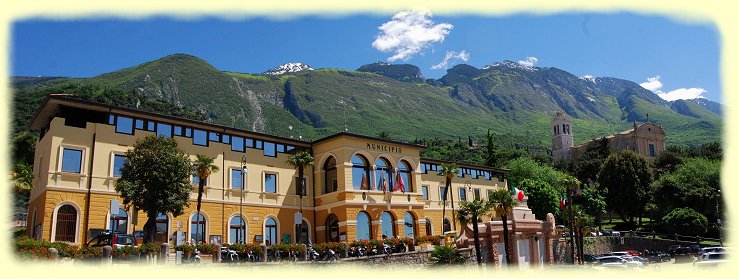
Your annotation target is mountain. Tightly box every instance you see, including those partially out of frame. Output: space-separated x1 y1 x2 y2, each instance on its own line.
12 54 722 148
356 62 425 83
264 63 314 75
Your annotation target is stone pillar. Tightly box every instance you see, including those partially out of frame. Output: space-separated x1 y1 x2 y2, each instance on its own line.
260 243 267 262
510 233 520 265
531 235 541 267
300 244 308 261
214 244 221 263
341 241 349 258
159 243 169 264
49 248 58 261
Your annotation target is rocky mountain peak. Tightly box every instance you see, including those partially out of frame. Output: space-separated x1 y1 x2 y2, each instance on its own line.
264 63 314 75
483 60 539 72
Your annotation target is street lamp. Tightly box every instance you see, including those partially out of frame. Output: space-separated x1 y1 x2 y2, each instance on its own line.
240 155 247 244
464 181 472 200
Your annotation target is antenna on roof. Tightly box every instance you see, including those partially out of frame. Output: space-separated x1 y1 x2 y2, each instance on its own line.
646 113 650 123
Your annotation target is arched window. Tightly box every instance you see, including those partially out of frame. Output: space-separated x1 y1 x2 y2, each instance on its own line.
155 213 168 244
229 215 246 244
356 212 371 241
324 157 338 194
351 155 371 190
403 212 415 238
381 211 395 238
190 213 206 243
425 218 432 236
295 220 309 244
109 207 128 234
374 158 393 191
326 214 340 242
55 205 77 242
265 217 277 246
398 160 413 192
443 218 452 234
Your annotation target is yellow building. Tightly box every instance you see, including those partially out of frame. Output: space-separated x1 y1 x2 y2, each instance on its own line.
26 95 509 247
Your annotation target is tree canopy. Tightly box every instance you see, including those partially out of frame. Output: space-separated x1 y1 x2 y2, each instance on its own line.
516 179 560 220
651 157 721 222
115 135 194 243
597 150 653 228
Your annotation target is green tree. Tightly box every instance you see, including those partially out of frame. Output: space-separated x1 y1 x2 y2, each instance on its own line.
457 199 492 266
440 163 460 233
193 154 220 244
483 129 503 168
489 189 516 265
505 157 565 188
516 179 560 220
651 157 721 222
115 136 194 244
653 145 684 178
597 150 653 228
286 151 314 243
558 175 581 264
572 137 610 184
11 162 34 212
662 207 708 236
577 183 607 232
12 130 38 165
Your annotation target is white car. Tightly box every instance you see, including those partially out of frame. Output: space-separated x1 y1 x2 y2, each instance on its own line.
700 247 726 257
694 252 728 267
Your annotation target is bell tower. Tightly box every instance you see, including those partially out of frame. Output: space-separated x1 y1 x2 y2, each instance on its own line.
551 110 574 160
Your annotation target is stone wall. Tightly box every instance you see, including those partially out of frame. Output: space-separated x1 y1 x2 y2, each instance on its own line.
341 247 476 266
584 236 707 255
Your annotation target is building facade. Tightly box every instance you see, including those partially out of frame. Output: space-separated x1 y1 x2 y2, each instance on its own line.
26 96 510 247
551 111 666 161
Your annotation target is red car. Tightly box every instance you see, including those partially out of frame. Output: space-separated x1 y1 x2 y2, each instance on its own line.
622 250 642 257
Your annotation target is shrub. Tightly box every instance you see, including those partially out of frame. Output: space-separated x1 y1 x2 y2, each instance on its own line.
314 242 346 254
196 243 217 255
428 245 465 265
139 242 161 254
111 245 139 257
662 207 708 236
174 244 195 257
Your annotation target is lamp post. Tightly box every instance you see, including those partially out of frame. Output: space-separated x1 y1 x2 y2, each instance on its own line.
716 189 723 246
464 181 472 200
240 155 247 244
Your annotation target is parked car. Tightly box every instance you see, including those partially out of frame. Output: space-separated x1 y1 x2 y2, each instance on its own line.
622 250 642 256
646 251 671 262
601 229 621 236
673 247 696 263
700 247 726 257
594 256 628 265
85 231 138 249
583 254 599 264
668 245 681 257
622 256 648 266
693 252 728 268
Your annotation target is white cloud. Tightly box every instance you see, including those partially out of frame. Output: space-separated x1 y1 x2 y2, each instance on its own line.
431 50 470 70
517 56 539 67
639 76 663 92
640 75 707 101
372 10 453 62
657 88 707 102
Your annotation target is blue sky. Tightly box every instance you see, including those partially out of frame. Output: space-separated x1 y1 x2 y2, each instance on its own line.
12 11 721 102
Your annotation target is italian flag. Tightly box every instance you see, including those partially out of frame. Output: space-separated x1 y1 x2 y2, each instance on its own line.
512 186 525 201
393 171 406 193
559 192 567 209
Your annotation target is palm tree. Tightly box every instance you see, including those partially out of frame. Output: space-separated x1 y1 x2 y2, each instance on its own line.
11 162 34 192
457 199 492 266
286 151 314 244
489 188 517 265
193 154 219 244
439 163 459 234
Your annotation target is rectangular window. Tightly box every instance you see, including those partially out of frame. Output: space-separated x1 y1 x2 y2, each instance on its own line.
115 116 134 134
245 138 255 148
108 114 115 125
421 185 429 200
264 173 277 193
277 144 285 153
61 148 83 174
193 129 207 146
231 136 244 152
457 170 464 178
473 189 481 200
420 163 427 174
185 128 192 137
649 144 656 157
231 169 243 190
439 186 447 200
459 188 467 201
174 126 182 136
264 142 276 157
156 123 172 138
255 140 263 149
135 119 144 130
222 135 230 144
112 154 126 177
209 132 220 142
147 121 155 131
286 145 295 152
